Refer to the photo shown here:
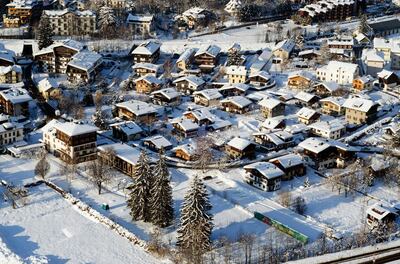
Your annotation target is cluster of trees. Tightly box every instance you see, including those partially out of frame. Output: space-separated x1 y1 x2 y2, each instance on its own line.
278 191 307 215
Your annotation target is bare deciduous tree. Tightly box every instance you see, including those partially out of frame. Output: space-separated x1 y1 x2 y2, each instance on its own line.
87 155 114 194
194 137 215 173
35 157 50 179
278 191 292 208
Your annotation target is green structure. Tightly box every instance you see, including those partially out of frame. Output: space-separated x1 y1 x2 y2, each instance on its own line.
254 211 309 244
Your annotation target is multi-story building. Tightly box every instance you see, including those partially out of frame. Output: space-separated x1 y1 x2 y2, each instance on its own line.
194 45 221 72
308 120 346 139
3 0 34 28
131 41 161 64
0 65 22 84
0 121 24 146
43 121 98 164
66 51 103 83
327 36 355 60
43 9 97 36
115 100 157 125
258 97 285 118
126 14 155 36
226 65 247 84
343 97 378 125
316 60 359 85
243 162 284 192
0 88 32 116
296 0 359 24
320 97 345 116
34 39 85 74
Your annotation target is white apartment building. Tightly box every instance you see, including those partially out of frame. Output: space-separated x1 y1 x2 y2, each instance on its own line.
0 121 24 146
317 60 359 85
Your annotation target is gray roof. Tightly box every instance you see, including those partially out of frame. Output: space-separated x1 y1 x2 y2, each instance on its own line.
369 19 400 32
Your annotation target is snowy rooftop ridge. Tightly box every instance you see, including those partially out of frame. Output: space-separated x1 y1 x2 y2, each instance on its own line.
68 51 102 72
54 122 98 137
343 97 377 113
0 88 32 104
131 41 161 56
244 162 284 179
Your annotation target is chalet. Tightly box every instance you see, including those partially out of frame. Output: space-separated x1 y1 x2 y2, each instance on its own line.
270 154 306 180
173 143 196 161
313 82 339 97
193 89 222 107
0 88 32 116
366 203 397 228
261 116 286 131
355 33 371 46
377 70 399 90
369 19 400 37
225 137 255 159
151 88 181 106
132 63 160 77
178 7 214 29
250 60 268 75
258 97 285 118
0 65 22 84
115 100 157 124
226 65 247 84
294 91 319 107
183 108 216 126
352 75 374 92
66 51 103 83
135 75 163 94
34 39 85 74
173 75 205 95
126 14 155 35
194 45 221 72
327 36 355 60
287 71 314 89
253 130 295 150
221 96 252 114
109 121 143 142
172 119 199 138
296 107 320 125
219 83 249 97
368 154 391 178
343 97 378 125
143 135 173 152
243 162 284 192
176 48 196 72
272 39 295 60
298 49 320 60
43 121 98 164
248 71 275 90
308 120 346 140
320 97 346 116
98 143 141 177
37 78 62 101
131 41 161 64
298 137 355 170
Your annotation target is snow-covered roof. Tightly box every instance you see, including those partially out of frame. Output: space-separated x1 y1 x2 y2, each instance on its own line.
136 74 163 85
225 0 242 12
261 116 285 130
132 62 160 72
195 45 221 58
320 96 345 107
377 69 395 79
356 75 375 84
173 75 205 87
193 89 222 100
0 49 15 64
127 14 154 23
131 41 161 56
249 70 271 80
308 119 345 133
54 122 98 137
173 118 199 132
0 65 21 75
298 49 321 57
221 96 252 108
318 60 358 73
244 162 284 179
226 65 247 76
295 91 317 103
184 108 216 122
0 88 31 104
327 36 354 46
273 39 295 53
182 7 207 18
151 88 181 100
363 49 385 63
98 143 141 165
143 135 172 149
297 107 318 119
109 121 143 136
366 203 395 221
34 39 85 56
315 81 339 92
116 100 157 116
288 70 315 81
298 137 331 154
173 143 196 156
176 48 197 63
227 137 252 151
343 97 377 113
68 51 102 72
258 97 282 109
228 42 241 52
284 123 309 134
219 83 249 92
270 153 304 169
38 78 59 93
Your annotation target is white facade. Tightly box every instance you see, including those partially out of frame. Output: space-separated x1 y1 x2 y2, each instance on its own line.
317 61 359 85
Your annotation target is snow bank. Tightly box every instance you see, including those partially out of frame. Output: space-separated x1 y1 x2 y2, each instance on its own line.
0 237 23 264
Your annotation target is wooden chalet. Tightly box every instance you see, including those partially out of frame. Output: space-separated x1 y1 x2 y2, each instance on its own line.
243 162 284 192
135 75 163 94
221 96 252 114
115 100 157 125
258 97 285 118
225 137 255 160
194 45 221 72
270 153 306 181
131 41 161 64
151 88 181 106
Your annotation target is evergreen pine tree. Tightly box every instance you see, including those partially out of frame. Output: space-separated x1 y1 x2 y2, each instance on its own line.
127 150 153 222
227 49 242 66
149 148 174 228
358 14 371 36
37 16 54 50
98 6 117 38
177 175 213 259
